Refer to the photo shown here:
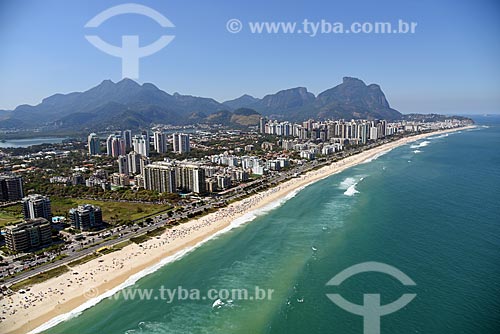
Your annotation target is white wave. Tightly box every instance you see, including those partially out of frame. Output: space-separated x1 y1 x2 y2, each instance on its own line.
343 177 364 196
428 133 449 140
30 180 309 334
362 148 392 164
410 141 431 149
343 185 359 196
339 177 357 190
413 150 422 154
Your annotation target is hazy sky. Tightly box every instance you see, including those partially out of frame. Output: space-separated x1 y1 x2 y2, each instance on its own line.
0 0 499 114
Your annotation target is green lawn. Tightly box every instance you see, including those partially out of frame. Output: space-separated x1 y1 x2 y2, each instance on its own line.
1 198 171 228
51 197 171 225
0 204 23 228
67 253 101 267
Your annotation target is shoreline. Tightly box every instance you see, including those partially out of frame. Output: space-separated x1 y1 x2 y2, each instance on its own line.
0 126 473 334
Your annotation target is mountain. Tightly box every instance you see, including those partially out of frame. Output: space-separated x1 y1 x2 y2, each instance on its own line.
2 79 226 130
198 108 261 127
313 77 401 120
260 87 316 115
222 77 401 121
223 94 260 110
1 77 402 131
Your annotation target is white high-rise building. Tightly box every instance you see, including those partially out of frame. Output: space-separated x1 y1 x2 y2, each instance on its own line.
370 127 378 140
172 133 190 154
153 131 167 153
143 163 176 193
106 134 114 156
127 151 142 175
22 194 51 221
132 135 150 157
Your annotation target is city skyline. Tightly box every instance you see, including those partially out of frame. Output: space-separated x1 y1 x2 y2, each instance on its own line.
0 1 498 333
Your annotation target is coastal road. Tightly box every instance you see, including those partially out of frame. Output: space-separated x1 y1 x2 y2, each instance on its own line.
2 133 418 287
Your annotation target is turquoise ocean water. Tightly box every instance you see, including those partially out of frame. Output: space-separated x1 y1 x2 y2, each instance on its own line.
42 118 500 334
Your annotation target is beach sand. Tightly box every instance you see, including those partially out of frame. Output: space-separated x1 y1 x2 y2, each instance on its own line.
0 127 472 334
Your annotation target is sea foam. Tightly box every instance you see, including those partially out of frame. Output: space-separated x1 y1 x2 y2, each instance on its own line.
362 149 392 164
30 179 310 334
410 141 431 149
339 177 357 190
341 177 364 196
31 144 384 333
428 133 449 140
344 185 359 196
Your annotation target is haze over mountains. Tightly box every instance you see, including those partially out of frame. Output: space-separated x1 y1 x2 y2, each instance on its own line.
0 77 403 131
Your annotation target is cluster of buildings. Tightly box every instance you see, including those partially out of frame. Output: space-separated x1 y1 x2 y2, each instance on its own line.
143 161 207 194
1 191 103 252
280 140 344 160
87 131 191 188
260 118 396 144
88 131 190 157
84 119 399 194
208 153 290 174
68 204 103 231
258 118 408 160
49 173 85 187
141 153 294 195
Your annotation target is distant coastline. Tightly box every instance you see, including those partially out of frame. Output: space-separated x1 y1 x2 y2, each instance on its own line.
0 126 475 334
0 137 68 148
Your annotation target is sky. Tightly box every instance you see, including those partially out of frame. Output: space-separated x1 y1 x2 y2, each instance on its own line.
0 0 499 114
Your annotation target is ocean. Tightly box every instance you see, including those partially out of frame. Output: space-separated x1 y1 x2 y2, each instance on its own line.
42 117 500 334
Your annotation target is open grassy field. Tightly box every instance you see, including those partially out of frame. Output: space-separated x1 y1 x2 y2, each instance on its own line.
0 204 23 228
50 197 171 225
0 198 171 227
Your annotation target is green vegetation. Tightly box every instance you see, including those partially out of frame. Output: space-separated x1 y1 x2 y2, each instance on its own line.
26 181 181 204
113 240 132 249
100 240 133 254
146 226 166 237
68 240 132 266
0 246 14 256
10 266 70 291
68 253 101 267
0 204 23 228
50 197 171 225
130 234 150 244
130 226 167 244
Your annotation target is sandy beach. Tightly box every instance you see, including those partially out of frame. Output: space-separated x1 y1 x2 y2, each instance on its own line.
0 126 472 334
